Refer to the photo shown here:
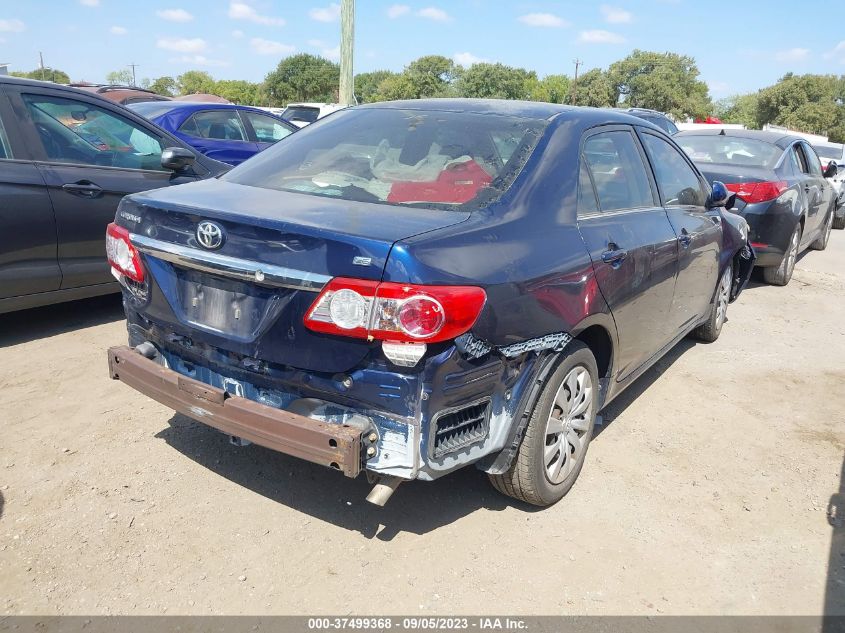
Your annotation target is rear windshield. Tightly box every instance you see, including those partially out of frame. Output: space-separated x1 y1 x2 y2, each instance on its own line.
223 107 548 211
676 135 781 168
128 102 177 120
282 106 320 124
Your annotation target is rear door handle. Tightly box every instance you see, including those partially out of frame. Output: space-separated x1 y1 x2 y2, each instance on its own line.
601 246 627 268
678 229 692 248
62 180 104 198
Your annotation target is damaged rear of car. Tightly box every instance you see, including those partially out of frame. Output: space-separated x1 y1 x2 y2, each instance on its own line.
107 101 753 507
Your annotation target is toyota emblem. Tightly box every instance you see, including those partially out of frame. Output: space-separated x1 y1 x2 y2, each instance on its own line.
196 221 224 250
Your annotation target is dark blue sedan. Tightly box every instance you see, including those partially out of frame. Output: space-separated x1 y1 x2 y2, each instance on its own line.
106 100 755 507
128 102 296 166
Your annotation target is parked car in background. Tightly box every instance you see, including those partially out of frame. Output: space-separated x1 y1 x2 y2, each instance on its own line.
280 102 348 128
0 76 229 314
812 141 845 229
129 101 297 166
70 84 171 106
677 129 838 285
106 101 753 508
620 107 679 135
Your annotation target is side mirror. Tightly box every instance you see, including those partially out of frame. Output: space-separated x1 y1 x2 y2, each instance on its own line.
823 161 838 179
161 147 196 172
707 180 730 208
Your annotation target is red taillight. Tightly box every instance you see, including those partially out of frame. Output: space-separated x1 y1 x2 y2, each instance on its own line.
105 222 145 283
304 278 486 343
725 181 787 204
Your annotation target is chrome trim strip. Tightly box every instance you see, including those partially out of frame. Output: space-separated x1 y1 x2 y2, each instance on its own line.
130 234 331 292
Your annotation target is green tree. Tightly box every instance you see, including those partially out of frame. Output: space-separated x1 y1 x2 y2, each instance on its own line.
354 70 397 103
755 74 843 137
527 74 570 104
714 93 759 128
402 55 459 98
10 68 71 83
148 76 177 97
106 69 134 86
608 50 711 119
457 63 536 100
263 54 340 105
177 70 217 96
214 79 261 105
570 69 616 107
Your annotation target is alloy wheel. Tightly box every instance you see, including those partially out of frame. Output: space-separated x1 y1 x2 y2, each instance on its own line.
544 366 593 484
715 266 731 329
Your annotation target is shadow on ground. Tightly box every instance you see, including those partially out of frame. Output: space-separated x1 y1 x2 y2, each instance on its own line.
825 452 845 624
0 294 124 348
0 490 4 521
156 414 535 540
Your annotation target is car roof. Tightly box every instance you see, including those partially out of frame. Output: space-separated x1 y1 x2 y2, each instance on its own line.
131 101 268 113
0 75 119 100
675 127 804 149
357 98 661 128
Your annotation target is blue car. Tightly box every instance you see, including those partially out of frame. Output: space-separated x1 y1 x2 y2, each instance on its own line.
105 100 754 507
128 101 297 166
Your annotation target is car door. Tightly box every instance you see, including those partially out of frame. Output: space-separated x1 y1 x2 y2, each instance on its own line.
793 142 824 240
7 86 204 290
576 127 680 382
638 130 721 332
239 109 295 153
176 109 259 165
0 88 61 299
802 141 834 234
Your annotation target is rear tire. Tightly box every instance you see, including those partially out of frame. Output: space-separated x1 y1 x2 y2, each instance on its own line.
762 223 801 286
691 263 732 343
488 341 598 507
833 212 845 230
811 211 833 250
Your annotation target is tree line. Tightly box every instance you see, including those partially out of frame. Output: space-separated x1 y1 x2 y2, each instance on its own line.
12 50 845 143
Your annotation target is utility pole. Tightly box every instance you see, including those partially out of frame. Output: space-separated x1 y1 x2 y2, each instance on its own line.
570 59 582 105
128 63 138 87
339 0 355 105
39 51 45 81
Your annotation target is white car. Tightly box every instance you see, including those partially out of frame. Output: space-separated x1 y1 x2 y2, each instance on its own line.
813 142 845 229
280 103 348 128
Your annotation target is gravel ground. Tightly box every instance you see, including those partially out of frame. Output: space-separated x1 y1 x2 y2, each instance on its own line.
1 234 843 616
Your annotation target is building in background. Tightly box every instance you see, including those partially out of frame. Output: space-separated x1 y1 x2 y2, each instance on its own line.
0 64 9 76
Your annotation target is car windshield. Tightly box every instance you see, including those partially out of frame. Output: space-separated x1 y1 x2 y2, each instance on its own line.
282 106 320 124
223 107 548 211
676 135 782 168
812 143 844 161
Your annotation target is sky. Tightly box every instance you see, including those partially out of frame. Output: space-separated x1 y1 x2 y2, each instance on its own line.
1 0 844 100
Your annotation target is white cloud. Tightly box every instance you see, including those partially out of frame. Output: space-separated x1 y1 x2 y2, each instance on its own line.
228 2 285 26
416 7 451 21
310 4 340 22
156 37 208 53
322 45 340 61
0 18 25 32
110 26 127 35
387 4 410 18
578 29 625 44
600 5 632 23
307 38 325 47
707 80 730 96
171 55 231 68
156 8 194 22
518 13 568 27
824 40 845 63
232 29 244 38
774 47 809 62
453 52 489 66
79 0 99 6
249 37 295 55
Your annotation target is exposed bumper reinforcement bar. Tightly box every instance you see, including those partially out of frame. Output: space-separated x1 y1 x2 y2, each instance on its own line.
107 345 363 477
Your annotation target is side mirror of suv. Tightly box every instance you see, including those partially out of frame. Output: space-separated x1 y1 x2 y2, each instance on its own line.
823 161 838 179
161 147 196 172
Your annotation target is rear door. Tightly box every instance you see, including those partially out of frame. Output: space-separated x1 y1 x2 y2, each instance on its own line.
7 85 204 290
576 126 679 381
639 130 721 331
0 87 61 298
176 109 259 165
794 142 824 239
801 141 834 234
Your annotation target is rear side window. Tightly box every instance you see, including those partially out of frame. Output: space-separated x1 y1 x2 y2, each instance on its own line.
224 108 547 211
582 131 654 212
640 133 707 207
179 110 248 141
22 94 166 171
0 116 11 159
241 111 293 143
577 161 598 214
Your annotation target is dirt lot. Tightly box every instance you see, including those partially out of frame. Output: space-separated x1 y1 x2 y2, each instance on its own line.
1 236 844 616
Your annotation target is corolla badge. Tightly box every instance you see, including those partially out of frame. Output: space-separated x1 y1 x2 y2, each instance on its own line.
196 221 225 250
